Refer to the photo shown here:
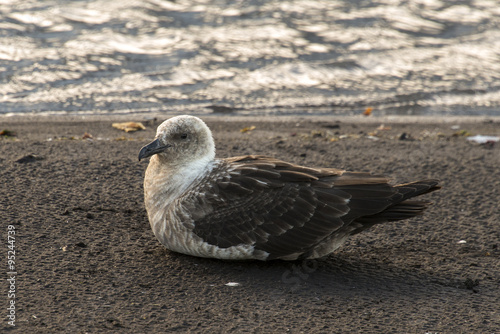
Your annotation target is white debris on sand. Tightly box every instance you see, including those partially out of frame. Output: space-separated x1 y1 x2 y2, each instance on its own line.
466 135 500 144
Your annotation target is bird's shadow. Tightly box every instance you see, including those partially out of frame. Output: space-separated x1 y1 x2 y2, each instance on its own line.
152 248 463 301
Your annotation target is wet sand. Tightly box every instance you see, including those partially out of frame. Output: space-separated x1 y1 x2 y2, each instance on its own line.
1 115 499 333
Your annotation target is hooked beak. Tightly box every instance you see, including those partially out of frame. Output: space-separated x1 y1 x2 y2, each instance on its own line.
138 139 171 161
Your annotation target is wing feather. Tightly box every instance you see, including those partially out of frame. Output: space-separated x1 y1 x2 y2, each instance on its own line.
185 156 438 260
189 156 349 259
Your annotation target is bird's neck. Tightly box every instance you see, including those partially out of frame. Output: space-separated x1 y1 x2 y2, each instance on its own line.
144 155 215 210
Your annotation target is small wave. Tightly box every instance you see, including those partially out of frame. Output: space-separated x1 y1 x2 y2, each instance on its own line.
1 0 499 116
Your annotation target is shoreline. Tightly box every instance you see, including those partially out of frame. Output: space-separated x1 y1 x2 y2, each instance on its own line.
2 112 500 125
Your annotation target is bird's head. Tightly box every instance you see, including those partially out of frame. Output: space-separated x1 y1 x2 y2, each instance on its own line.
138 115 215 166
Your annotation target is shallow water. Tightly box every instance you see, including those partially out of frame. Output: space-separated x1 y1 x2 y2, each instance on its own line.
1 0 499 116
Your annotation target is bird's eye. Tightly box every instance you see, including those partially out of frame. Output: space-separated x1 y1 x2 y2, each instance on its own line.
180 133 188 139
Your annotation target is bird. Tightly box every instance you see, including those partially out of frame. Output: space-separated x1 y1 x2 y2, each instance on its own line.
138 115 440 261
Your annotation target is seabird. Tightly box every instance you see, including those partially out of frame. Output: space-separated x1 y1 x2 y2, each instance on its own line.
139 115 440 261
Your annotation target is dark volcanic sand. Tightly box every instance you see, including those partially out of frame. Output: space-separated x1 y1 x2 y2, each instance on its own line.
1 116 499 333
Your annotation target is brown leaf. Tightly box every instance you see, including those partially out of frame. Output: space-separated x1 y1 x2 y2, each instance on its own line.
0 129 16 137
377 124 391 131
112 122 146 132
452 130 472 137
240 125 256 133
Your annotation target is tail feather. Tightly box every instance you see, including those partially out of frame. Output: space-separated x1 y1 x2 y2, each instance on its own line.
370 200 431 221
350 179 440 234
395 179 441 200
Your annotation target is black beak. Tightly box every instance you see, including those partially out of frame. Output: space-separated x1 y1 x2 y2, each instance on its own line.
138 139 171 161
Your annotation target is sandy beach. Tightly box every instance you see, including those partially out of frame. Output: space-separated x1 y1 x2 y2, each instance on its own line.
1 115 499 333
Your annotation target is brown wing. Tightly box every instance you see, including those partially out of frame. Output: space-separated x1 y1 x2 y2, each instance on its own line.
187 155 438 260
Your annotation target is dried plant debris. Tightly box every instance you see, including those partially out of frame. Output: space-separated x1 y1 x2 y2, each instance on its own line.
0 129 16 137
452 129 472 137
114 136 135 141
377 124 391 131
82 132 93 139
240 125 256 133
112 122 146 132
363 107 373 116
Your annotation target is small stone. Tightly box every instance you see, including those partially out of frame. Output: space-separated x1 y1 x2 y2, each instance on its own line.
15 154 44 163
225 282 240 287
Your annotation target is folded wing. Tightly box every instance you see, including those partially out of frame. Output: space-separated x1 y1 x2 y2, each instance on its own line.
185 155 439 260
